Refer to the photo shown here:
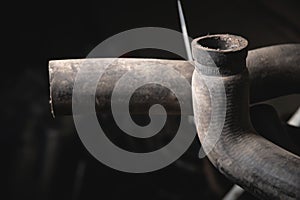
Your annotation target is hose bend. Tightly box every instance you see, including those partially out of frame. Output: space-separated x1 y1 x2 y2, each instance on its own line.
191 34 300 199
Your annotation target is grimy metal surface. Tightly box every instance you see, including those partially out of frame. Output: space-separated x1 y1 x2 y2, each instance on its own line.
191 35 300 199
49 44 300 116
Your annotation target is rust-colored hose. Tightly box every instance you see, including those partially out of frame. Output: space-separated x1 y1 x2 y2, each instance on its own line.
191 34 300 200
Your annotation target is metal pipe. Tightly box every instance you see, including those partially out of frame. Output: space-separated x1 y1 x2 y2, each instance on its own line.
191 34 300 199
48 44 300 116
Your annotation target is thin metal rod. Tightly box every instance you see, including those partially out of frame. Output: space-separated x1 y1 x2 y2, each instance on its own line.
177 0 193 61
222 185 244 200
288 107 300 127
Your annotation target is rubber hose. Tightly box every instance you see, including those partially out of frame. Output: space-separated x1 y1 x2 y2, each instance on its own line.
191 34 300 200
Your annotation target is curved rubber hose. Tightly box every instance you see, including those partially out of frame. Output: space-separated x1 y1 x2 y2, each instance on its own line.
191 35 300 199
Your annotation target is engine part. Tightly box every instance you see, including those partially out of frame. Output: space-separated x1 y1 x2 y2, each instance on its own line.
49 45 300 116
191 34 300 200
48 34 300 199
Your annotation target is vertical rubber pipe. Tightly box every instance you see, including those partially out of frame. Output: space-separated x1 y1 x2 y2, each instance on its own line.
191 34 300 200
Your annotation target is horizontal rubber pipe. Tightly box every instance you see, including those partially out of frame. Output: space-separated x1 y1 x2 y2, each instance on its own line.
247 44 300 103
49 44 300 116
191 34 300 199
49 59 193 116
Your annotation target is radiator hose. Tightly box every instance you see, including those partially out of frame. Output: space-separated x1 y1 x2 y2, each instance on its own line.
191 34 300 200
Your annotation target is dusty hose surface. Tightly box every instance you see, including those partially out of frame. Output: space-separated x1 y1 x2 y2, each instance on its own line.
49 45 300 116
49 59 193 116
191 34 300 199
48 35 300 198
247 44 300 103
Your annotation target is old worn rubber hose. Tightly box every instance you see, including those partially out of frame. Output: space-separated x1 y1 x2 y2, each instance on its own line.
191 34 300 200
247 44 300 103
48 44 300 116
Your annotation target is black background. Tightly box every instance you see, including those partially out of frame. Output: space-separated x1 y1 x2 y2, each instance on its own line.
2 0 300 199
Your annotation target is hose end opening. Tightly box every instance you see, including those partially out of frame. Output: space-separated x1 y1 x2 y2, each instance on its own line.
192 34 248 75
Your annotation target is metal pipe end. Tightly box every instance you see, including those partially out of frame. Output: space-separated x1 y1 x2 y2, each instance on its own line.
192 34 248 75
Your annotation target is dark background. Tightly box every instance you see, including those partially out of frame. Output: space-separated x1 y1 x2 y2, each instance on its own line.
2 0 300 199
